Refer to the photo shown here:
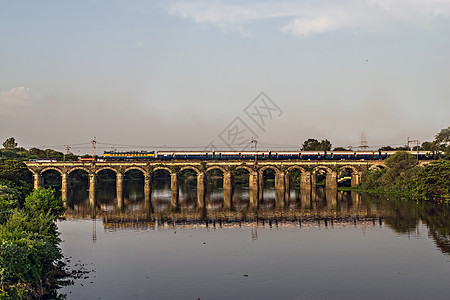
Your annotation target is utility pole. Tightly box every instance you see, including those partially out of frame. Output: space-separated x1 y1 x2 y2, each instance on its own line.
407 137 420 160
64 145 71 161
91 137 97 158
251 137 258 163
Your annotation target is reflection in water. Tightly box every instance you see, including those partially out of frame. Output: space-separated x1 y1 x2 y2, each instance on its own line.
59 180 450 300
64 178 450 258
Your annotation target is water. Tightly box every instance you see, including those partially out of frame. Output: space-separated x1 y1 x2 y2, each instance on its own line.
58 178 450 299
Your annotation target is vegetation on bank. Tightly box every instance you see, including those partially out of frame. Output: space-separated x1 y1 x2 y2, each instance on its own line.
0 157 67 299
353 126 450 202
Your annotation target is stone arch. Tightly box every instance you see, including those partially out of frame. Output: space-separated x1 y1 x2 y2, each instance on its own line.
67 166 91 175
339 165 359 175
95 166 119 174
205 165 227 174
235 165 253 173
40 167 63 175
286 165 308 174
258 165 280 176
152 166 172 174
179 166 201 174
124 166 147 175
312 165 333 175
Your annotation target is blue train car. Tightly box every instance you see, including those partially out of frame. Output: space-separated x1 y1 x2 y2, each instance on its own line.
272 152 300 160
355 151 378 160
300 151 326 160
240 151 270 160
330 151 356 160
156 151 175 160
216 152 240 160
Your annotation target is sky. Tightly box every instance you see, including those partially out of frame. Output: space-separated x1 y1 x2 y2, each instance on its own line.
1 0 449 154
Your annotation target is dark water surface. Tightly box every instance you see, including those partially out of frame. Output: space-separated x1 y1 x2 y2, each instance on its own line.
58 178 450 299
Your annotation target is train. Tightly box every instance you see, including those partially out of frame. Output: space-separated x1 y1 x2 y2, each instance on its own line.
99 150 442 161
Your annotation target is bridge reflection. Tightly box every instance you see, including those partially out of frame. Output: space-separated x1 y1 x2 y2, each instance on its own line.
65 187 380 227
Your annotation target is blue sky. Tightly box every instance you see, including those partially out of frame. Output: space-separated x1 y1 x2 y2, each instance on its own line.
1 0 449 153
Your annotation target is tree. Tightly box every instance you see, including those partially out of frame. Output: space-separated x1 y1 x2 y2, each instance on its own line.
421 141 436 151
435 126 450 146
302 138 332 151
2 137 17 150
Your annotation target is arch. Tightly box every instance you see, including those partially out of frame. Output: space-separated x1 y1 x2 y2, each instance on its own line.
152 166 172 173
258 165 280 176
179 166 201 174
286 165 308 174
339 165 359 175
124 166 147 175
205 165 227 174
312 165 333 175
67 166 91 175
40 167 63 175
235 165 253 173
95 166 118 174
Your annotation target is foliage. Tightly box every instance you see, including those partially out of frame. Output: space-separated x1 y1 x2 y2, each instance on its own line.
0 153 66 298
357 151 420 197
435 126 450 146
24 188 65 220
414 160 450 202
301 138 332 151
2 138 18 150
0 160 29 183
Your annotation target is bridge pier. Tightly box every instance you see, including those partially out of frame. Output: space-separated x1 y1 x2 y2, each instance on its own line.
61 172 70 203
223 171 234 209
301 172 311 190
197 172 206 208
284 173 290 200
351 172 362 187
171 173 179 208
326 171 338 189
144 173 152 204
33 173 43 189
223 187 233 209
223 172 234 190
249 171 259 208
116 173 124 209
89 173 97 207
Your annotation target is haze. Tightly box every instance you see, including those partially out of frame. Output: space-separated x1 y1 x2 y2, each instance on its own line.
1 0 449 154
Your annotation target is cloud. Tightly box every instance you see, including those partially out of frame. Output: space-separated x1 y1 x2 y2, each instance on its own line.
0 87 33 106
167 0 450 36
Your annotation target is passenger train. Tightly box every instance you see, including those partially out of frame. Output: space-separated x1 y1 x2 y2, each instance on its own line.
99 150 443 161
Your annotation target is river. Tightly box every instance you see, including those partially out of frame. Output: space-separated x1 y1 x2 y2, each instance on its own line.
57 176 450 299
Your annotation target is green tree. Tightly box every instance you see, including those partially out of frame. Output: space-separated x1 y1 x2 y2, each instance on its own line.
2 138 18 150
435 126 450 146
24 188 65 219
414 160 450 202
302 138 332 151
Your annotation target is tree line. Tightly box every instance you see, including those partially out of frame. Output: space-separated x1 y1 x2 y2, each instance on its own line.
300 126 450 152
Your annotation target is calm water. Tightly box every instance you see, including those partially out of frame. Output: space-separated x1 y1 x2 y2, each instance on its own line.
57 177 450 299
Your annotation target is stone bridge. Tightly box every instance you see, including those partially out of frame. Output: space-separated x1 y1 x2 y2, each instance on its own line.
25 160 387 207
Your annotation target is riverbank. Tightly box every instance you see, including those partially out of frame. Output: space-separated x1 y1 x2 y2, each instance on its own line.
341 152 450 203
1 158 67 299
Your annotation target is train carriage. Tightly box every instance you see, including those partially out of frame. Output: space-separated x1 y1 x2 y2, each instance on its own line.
329 151 356 160
300 151 326 160
103 151 155 160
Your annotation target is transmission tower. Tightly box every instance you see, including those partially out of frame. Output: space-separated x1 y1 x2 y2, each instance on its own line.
360 131 368 150
91 137 97 157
